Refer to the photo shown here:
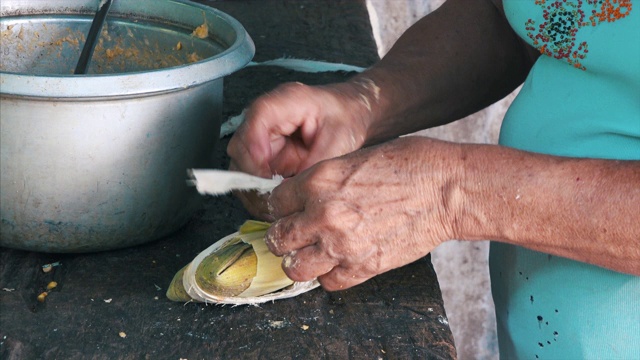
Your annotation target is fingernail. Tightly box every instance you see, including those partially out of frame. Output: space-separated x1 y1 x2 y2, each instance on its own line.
267 193 275 217
265 223 280 252
283 254 293 268
261 212 276 222
283 250 297 269
265 230 275 247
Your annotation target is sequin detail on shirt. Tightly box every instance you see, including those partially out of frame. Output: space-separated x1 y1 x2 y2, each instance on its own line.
525 0 633 70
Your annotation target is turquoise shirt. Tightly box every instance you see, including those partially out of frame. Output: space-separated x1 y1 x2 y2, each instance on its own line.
492 1 640 359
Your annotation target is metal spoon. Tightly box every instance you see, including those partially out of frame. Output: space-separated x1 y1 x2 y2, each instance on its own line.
74 0 113 74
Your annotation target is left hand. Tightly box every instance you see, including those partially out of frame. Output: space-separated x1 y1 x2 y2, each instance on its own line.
227 82 372 220
264 136 461 291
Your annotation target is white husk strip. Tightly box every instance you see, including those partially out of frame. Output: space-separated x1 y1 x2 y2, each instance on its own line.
182 229 319 305
188 169 283 195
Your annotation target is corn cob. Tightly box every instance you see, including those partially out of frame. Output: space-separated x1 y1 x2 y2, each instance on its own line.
166 220 319 305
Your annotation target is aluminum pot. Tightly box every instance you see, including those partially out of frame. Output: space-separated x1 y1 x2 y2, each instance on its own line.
0 0 254 252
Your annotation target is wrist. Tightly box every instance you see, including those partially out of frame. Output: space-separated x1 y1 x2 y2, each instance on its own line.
406 137 470 244
330 74 387 145
446 143 496 242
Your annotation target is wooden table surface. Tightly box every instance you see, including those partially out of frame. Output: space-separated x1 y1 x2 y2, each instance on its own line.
0 1 456 358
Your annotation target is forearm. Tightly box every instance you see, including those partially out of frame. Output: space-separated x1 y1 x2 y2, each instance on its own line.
347 0 536 145
451 143 640 275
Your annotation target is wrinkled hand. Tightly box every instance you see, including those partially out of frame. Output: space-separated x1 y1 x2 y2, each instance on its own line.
265 136 462 291
227 82 371 220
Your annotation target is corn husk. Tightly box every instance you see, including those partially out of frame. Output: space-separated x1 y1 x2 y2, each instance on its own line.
167 220 319 305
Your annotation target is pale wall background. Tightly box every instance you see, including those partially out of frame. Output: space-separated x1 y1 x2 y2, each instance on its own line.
366 1 520 359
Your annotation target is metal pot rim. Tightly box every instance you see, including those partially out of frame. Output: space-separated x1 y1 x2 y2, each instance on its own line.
0 0 255 98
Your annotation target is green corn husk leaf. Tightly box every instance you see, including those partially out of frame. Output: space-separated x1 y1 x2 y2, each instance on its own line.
194 240 256 297
166 220 318 305
237 219 270 233
166 265 190 302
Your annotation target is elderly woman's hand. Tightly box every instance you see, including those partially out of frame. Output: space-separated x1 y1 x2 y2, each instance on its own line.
227 81 374 220
264 136 462 290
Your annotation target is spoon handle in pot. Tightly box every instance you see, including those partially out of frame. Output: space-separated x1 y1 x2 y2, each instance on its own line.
74 0 113 75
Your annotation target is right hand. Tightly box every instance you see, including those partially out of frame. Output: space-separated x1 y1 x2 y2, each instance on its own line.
227 81 372 220
263 136 460 291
